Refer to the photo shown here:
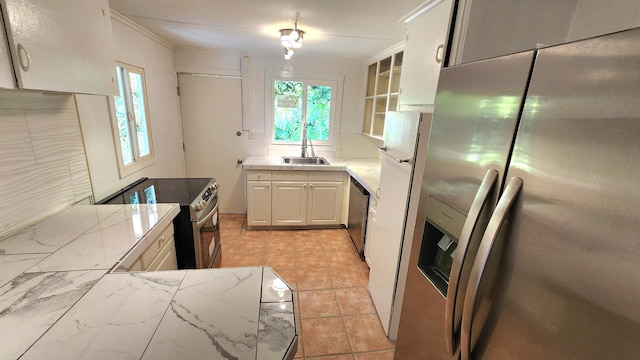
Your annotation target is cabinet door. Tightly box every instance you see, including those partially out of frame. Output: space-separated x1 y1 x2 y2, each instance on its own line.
307 181 343 225
364 203 377 265
146 237 178 271
0 14 15 89
128 259 143 272
398 0 454 106
368 157 414 335
272 181 307 226
0 0 116 95
247 181 272 227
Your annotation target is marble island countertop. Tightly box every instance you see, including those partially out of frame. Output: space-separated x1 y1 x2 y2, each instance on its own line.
0 204 297 360
243 156 382 195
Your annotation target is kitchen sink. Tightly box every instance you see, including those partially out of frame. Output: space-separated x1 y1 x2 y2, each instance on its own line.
282 156 330 165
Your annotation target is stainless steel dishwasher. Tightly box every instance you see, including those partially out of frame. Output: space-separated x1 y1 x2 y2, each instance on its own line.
347 176 369 258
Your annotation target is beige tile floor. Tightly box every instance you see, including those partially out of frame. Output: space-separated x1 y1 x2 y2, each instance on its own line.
220 213 395 360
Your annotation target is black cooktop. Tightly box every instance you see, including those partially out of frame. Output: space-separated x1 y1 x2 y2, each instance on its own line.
99 178 214 206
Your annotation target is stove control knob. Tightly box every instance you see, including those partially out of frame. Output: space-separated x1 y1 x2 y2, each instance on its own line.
212 183 219 191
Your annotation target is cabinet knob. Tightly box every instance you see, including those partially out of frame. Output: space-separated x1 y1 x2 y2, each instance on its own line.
258 173 261 179
266 183 270 189
17 44 30 72
435 44 444 64
309 184 314 189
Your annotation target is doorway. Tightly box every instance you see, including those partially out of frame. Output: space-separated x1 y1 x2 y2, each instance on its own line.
178 73 245 213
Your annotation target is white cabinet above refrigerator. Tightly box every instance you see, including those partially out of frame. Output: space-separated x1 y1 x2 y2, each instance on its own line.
398 0 454 107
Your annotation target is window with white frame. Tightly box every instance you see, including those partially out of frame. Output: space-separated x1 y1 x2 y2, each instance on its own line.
272 79 337 144
111 63 154 176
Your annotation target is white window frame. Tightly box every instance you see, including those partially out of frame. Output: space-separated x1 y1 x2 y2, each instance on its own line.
267 71 344 147
109 62 155 178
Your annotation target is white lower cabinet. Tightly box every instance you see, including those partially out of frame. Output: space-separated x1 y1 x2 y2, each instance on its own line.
247 180 272 227
307 171 344 225
247 170 345 227
146 239 178 271
128 223 177 272
272 180 307 226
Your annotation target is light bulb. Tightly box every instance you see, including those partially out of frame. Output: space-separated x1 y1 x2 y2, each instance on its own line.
284 47 294 59
290 29 299 42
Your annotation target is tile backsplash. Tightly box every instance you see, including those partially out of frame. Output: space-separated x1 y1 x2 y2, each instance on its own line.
0 90 92 238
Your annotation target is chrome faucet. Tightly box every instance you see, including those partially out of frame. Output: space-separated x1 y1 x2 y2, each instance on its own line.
301 123 314 158
307 138 316 158
301 137 308 158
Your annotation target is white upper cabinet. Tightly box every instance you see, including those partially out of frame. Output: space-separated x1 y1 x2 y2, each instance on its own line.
0 14 14 89
0 0 117 95
398 0 454 107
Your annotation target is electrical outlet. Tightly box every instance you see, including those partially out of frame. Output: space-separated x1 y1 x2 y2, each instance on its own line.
249 131 255 139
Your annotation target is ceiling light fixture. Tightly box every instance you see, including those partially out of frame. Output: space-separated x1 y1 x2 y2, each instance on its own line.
279 19 304 59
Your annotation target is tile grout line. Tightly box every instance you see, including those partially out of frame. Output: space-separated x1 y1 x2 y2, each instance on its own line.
220 216 392 359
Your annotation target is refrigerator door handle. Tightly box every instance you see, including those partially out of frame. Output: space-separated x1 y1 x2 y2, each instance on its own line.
460 176 523 360
376 146 412 163
444 169 499 355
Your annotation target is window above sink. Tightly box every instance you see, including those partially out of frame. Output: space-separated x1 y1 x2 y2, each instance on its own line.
267 70 345 151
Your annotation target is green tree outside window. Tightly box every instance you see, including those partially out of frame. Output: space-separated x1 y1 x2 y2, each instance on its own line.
274 80 332 143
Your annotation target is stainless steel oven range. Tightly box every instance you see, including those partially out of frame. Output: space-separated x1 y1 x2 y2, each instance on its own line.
98 177 221 269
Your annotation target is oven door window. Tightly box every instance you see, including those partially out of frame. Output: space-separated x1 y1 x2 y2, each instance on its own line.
199 209 220 266
194 199 221 268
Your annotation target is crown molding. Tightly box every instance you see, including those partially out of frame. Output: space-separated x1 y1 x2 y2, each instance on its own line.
110 9 175 50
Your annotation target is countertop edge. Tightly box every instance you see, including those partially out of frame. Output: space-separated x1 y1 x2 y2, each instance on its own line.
243 156 381 195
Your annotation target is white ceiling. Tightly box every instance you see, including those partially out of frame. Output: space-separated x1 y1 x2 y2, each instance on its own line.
108 0 426 62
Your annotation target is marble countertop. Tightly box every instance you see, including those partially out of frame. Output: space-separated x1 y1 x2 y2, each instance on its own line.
0 204 297 360
243 156 381 196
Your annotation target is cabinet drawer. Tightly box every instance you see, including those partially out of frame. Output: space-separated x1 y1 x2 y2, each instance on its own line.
128 259 143 272
141 224 174 267
146 238 177 271
247 170 272 181
272 170 308 181
309 171 344 182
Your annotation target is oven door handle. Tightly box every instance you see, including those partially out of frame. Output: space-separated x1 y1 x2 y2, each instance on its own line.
196 201 218 229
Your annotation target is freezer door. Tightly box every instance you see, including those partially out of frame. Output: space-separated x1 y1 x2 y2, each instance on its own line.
465 27 640 360
424 50 535 214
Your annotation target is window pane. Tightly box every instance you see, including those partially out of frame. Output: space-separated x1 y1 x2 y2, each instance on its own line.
306 85 331 141
128 71 151 157
274 81 303 142
115 68 133 165
143 185 156 204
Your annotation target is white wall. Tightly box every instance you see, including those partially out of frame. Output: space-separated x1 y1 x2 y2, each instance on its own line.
78 13 186 201
174 49 379 159
0 91 92 237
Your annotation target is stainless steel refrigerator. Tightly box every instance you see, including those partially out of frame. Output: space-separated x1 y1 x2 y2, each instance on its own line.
395 27 640 359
